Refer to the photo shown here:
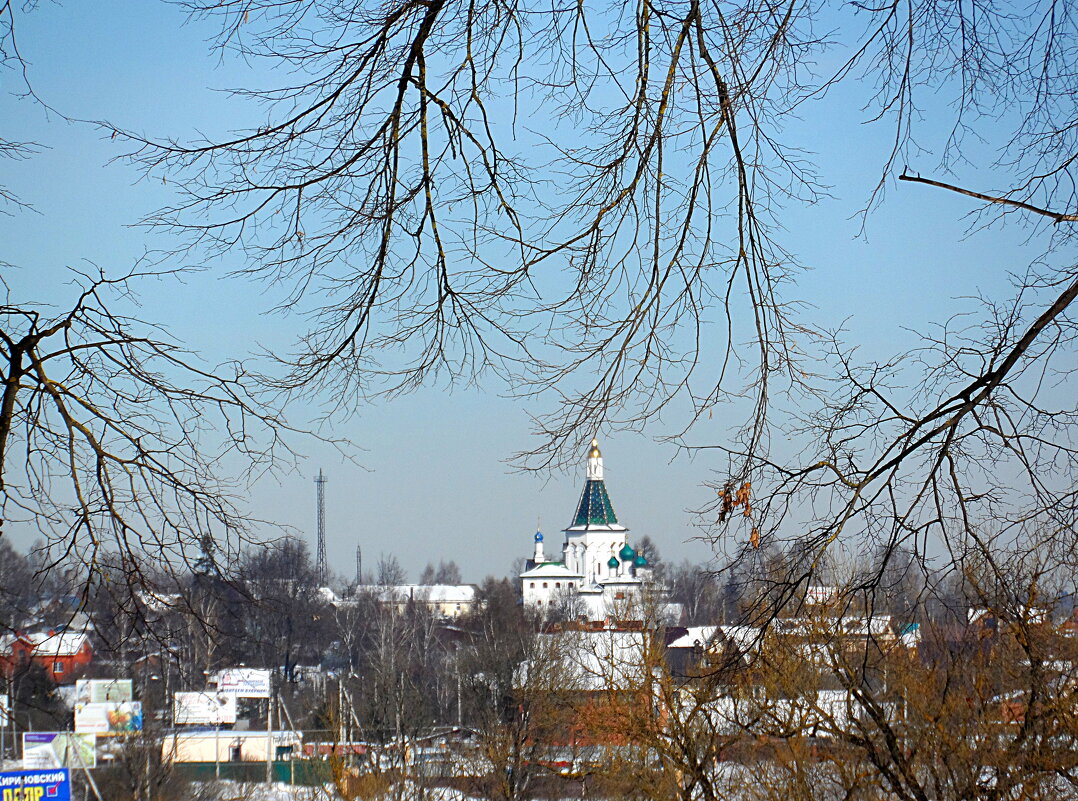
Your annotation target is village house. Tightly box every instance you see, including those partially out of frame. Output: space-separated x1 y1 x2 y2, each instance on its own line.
0 629 93 683
372 584 479 619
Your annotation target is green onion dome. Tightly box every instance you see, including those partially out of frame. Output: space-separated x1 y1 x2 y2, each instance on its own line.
634 554 648 567
619 544 636 561
607 556 620 568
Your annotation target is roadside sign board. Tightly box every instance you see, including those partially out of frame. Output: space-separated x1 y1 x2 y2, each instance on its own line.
22 734 96 770
173 692 237 725
74 701 142 734
0 769 71 801
74 679 133 705
215 668 271 698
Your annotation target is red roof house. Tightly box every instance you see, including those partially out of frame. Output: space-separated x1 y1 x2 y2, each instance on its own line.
0 630 93 683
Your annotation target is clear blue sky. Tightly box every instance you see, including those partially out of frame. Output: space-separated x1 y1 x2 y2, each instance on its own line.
1 1 1050 582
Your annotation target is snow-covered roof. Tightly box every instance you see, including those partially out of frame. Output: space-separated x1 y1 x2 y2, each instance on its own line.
317 586 339 603
666 625 760 658
379 585 477 604
520 563 581 580
595 575 643 586
136 591 182 612
667 626 720 650
1 629 92 657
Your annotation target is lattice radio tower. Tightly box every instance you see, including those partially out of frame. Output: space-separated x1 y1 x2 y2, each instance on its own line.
315 469 328 586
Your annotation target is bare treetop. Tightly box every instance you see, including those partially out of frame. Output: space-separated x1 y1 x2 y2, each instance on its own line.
109 1 1078 480
0 268 312 601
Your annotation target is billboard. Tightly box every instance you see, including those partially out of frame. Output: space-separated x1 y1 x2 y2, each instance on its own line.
215 668 271 698
74 701 142 734
22 734 96 770
0 769 71 801
74 679 133 705
173 692 237 725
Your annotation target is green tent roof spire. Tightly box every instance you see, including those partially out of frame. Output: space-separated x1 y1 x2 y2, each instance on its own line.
572 438 619 526
573 479 619 526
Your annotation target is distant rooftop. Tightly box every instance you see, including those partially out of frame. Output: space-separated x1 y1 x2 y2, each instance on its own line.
377 585 477 604
1 629 92 657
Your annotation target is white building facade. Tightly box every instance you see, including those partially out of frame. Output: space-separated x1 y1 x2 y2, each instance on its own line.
520 439 652 619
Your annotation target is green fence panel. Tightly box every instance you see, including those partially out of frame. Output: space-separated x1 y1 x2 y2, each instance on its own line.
172 760 333 786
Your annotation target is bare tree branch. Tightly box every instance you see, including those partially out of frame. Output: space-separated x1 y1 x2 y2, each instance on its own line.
899 173 1078 224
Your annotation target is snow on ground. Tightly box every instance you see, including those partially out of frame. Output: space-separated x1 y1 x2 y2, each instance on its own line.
190 779 483 801
190 780 341 801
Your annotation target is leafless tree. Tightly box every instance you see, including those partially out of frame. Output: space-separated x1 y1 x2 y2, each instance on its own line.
734 565 1078 801
5 0 1075 704
113 0 837 467
0 268 304 622
0 538 35 625
0 0 40 212
667 560 724 625
239 536 332 679
706 238 1078 627
101 2 1077 615
419 559 463 585
376 553 406 587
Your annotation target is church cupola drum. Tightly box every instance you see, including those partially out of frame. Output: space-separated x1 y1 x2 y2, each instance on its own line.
520 438 654 619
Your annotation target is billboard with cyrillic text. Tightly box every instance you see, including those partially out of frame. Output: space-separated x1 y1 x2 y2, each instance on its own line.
0 768 71 801
214 668 271 698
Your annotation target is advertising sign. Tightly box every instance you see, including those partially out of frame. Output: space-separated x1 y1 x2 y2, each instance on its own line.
74 679 133 705
0 769 71 801
173 692 237 725
21 734 95 770
215 668 271 698
74 701 142 734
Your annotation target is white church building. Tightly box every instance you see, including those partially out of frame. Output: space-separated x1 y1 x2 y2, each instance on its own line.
520 439 653 619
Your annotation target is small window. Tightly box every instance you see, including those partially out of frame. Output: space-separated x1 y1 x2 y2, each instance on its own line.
53 661 64 674
555 582 561 589
530 582 535 589
543 582 548 588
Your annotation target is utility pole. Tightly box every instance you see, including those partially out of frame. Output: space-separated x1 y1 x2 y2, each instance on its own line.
315 470 328 587
266 693 275 785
